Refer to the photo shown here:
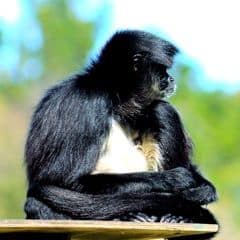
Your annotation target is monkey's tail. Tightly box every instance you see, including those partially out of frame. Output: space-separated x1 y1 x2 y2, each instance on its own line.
26 184 179 219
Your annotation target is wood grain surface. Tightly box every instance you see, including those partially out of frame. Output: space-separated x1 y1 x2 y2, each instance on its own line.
0 220 219 240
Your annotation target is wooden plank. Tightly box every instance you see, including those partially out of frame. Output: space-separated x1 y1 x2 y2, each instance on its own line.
0 220 219 240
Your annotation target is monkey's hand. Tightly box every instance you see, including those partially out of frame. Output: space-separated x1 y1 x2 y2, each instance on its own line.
180 183 217 205
154 167 197 192
124 213 191 223
114 212 158 222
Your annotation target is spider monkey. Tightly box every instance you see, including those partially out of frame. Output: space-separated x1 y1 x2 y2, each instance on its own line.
24 30 218 239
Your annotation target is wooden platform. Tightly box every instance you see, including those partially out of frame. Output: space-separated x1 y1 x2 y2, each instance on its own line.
0 220 219 240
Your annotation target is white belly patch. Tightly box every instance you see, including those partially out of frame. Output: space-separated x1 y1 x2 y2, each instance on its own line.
93 120 162 174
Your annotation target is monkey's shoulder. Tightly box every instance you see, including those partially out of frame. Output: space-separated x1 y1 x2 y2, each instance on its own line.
34 76 110 117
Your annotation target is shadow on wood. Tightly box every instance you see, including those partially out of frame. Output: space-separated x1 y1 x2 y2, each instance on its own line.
0 220 219 240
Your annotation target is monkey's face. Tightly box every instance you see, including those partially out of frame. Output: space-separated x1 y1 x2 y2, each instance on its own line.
132 54 176 100
148 64 176 100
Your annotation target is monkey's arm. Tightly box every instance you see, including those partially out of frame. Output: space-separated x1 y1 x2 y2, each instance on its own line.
180 165 217 205
25 80 111 186
71 167 196 194
147 100 217 205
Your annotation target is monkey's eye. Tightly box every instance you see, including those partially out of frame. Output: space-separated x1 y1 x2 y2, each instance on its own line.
155 64 167 78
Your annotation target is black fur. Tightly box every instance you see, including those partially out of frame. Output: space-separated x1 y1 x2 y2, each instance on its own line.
24 30 218 239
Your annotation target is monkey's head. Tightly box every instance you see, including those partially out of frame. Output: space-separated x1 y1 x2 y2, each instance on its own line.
89 30 178 115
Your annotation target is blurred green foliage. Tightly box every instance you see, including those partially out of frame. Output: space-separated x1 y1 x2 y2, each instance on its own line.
0 0 94 218
172 67 240 223
37 0 94 82
0 1 239 239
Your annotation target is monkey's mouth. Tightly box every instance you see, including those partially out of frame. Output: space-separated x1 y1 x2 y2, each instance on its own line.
150 80 176 100
160 82 177 98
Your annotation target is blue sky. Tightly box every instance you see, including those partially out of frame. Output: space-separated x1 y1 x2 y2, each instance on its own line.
1 0 240 92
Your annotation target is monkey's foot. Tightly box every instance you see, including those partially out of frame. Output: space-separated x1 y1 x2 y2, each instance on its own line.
159 213 193 223
113 212 157 222
114 212 193 223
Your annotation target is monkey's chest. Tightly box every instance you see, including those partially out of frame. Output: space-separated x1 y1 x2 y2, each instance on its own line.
93 120 163 174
